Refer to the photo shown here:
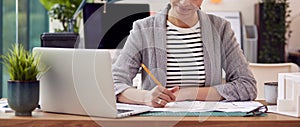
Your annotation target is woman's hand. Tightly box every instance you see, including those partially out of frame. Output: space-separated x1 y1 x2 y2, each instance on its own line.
144 86 179 107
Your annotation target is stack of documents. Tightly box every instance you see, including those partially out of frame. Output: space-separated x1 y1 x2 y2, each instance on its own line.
0 98 13 113
151 101 263 112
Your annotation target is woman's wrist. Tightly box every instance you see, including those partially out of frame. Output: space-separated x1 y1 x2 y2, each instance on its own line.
141 90 151 105
117 88 150 105
175 87 198 101
175 87 223 101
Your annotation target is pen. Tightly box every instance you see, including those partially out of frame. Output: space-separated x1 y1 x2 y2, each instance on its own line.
141 63 163 87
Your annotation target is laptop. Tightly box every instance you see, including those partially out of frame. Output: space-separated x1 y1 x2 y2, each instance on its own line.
32 47 152 118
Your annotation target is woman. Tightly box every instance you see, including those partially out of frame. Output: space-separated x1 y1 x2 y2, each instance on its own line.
112 0 257 108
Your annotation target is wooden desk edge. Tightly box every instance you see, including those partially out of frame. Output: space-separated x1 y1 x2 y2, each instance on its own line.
1 111 300 127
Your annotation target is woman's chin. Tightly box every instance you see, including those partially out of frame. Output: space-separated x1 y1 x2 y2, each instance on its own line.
176 7 194 15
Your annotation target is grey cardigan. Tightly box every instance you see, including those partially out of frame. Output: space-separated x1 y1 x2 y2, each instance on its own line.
112 4 257 101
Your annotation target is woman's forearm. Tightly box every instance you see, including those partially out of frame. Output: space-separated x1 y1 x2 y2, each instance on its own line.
117 86 224 106
176 87 224 101
117 88 148 105
117 86 178 107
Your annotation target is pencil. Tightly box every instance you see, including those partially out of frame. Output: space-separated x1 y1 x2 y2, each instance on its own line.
141 63 163 87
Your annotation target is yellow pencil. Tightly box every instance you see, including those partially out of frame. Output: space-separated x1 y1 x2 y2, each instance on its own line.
141 63 163 87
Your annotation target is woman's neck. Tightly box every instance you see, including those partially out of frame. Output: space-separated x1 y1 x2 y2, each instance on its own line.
167 9 199 28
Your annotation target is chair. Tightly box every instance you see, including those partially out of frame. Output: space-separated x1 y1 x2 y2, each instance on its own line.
249 63 299 100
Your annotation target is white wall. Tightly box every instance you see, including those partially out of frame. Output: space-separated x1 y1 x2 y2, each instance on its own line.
115 0 169 11
287 0 300 51
202 0 300 51
202 0 259 25
119 0 300 51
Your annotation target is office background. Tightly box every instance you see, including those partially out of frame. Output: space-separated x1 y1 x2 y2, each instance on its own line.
115 0 300 50
1 0 300 98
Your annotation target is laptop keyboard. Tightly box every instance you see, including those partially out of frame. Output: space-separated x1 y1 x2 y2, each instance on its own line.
117 109 133 114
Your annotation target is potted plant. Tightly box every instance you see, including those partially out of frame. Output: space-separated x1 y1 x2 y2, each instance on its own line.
39 0 114 32
1 44 45 116
39 0 83 48
255 0 292 63
39 0 82 32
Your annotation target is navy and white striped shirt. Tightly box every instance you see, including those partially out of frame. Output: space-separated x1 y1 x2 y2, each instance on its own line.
166 21 205 87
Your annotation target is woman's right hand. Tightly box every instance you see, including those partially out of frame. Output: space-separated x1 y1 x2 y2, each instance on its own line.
144 86 179 108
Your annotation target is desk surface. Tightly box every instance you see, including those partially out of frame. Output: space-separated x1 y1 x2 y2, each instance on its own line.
1 111 300 127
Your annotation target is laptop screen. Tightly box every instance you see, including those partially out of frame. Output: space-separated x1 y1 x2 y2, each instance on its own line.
83 3 150 49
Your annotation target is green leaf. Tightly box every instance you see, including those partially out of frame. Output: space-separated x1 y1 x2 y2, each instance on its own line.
1 44 47 81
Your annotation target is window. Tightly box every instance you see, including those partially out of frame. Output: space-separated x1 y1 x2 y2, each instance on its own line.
0 0 3 98
1 0 48 98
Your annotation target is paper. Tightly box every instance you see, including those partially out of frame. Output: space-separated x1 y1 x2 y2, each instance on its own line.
0 98 13 113
151 101 263 112
117 103 153 110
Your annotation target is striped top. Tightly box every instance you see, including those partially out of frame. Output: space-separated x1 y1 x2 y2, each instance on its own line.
166 21 206 87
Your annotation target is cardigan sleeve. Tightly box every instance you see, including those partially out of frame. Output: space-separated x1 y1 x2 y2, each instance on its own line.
213 20 257 101
112 21 143 95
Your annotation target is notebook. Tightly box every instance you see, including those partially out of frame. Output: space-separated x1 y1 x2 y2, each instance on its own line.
32 47 152 118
